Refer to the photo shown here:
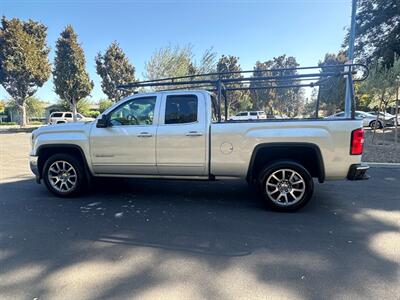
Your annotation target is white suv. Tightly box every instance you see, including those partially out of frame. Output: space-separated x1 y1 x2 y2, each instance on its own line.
48 112 94 125
229 111 267 121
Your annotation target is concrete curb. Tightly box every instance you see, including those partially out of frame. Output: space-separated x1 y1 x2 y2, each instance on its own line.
364 162 400 168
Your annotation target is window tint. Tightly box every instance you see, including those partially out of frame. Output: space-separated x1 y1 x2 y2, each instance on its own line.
110 97 156 126
165 95 198 124
250 112 257 116
51 113 63 118
237 112 248 116
64 113 72 118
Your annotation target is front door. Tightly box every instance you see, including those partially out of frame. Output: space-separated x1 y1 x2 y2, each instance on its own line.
90 96 159 175
156 93 207 176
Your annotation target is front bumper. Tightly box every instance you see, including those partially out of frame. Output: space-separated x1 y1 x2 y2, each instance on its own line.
347 163 369 180
29 155 40 183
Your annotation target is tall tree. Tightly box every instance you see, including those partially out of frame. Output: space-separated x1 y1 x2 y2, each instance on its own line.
95 41 135 102
144 45 216 90
53 25 93 121
318 52 347 115
250 60 275 113
251 55 304 117
217 55 251 115
351 0 400 66
0 17 51 126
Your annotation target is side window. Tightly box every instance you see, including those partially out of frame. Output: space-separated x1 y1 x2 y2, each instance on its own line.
249 112 257 116
52 113 63 118
110 97 156 126
165 95 198 124
237 112 247 116
64 113 72 118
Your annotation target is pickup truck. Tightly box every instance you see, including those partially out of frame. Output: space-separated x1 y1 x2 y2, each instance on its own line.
30 90 369 211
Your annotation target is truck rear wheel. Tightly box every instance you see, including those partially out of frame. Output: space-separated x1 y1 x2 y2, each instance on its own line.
42 153 86 197
258 161 314 211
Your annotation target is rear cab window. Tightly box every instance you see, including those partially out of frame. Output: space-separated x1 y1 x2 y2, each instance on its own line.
164 95 198 124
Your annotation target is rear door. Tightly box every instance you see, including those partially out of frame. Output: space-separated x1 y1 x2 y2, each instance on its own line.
156 93 207 176
64 112 73 122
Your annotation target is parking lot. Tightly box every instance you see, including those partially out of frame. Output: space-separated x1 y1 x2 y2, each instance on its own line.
0 132 399 299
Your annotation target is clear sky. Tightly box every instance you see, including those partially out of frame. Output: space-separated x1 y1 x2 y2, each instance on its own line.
0 0 352 103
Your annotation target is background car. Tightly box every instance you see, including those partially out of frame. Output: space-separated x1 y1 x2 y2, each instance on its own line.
48 112 95 125
367 111 397 126
325 111 387 129
229 111 267 121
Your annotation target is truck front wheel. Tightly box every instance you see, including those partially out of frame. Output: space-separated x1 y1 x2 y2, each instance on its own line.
258 161 314 211
42 153 86 197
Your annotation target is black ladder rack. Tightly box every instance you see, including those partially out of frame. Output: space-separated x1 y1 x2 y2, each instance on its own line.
118 63 368 122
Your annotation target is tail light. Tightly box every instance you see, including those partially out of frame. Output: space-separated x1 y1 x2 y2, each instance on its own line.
350 128 364 155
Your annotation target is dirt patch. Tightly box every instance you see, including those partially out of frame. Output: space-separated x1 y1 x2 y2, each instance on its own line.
363 128 400 163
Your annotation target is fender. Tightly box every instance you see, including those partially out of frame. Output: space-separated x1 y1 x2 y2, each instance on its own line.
36 144 93 180
246 142 325 183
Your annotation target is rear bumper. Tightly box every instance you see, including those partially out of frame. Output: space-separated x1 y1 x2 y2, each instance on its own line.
29 155 40 183
347 163 369 180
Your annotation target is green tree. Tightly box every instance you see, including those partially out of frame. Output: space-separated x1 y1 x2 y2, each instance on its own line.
53 25 93 121
144 45 216 90
217 55 251 115
98 98 113 113
0 17 51 126
250 60 275 113
318 52 347 115
95 41 135 102
351 0 400 67
7 96 45 120
57 98 92 115
250 55 304 117
0 100 5 113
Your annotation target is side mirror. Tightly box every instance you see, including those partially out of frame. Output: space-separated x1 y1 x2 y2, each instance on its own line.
96 114 109 128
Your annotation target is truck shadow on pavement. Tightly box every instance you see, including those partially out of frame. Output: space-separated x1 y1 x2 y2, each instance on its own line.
0 168 399 299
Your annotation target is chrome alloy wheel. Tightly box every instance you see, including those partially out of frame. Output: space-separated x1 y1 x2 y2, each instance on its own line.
47 160 77 193
265 169 306 206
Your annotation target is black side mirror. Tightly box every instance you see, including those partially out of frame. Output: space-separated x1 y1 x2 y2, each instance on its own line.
96 114 109 128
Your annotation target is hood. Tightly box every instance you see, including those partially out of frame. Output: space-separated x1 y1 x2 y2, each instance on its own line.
33 121 93 136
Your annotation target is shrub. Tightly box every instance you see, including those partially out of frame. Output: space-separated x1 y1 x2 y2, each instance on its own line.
86 110 100 118
99 99 113 113
0 122 17 125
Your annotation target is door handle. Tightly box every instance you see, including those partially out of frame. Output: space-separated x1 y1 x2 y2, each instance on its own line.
186 131 203 136
137 132 153 137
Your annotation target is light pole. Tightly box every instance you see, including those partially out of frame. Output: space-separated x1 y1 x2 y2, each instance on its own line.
344 0 357 118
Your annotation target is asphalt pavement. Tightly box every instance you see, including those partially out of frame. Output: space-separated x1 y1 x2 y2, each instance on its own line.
0 133 399 300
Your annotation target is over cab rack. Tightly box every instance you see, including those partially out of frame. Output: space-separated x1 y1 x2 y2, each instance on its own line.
118 63 368 123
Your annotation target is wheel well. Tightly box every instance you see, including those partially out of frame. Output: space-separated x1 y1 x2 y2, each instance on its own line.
37 145 87 179
247 143 325 183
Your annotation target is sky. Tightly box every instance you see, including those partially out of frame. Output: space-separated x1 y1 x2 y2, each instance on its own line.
0 0 352 103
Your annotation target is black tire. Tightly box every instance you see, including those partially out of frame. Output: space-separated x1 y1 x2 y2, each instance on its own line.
258 161 314 212
369 120 383 129
42 153 87 197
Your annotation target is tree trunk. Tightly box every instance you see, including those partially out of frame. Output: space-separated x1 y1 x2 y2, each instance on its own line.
18 104 27 127
72 99 78 122
372 91 385 144
395 85 399 145
382 101 387 145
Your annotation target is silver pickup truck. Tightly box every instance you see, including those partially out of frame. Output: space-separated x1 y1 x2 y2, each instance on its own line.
30 87 369 211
